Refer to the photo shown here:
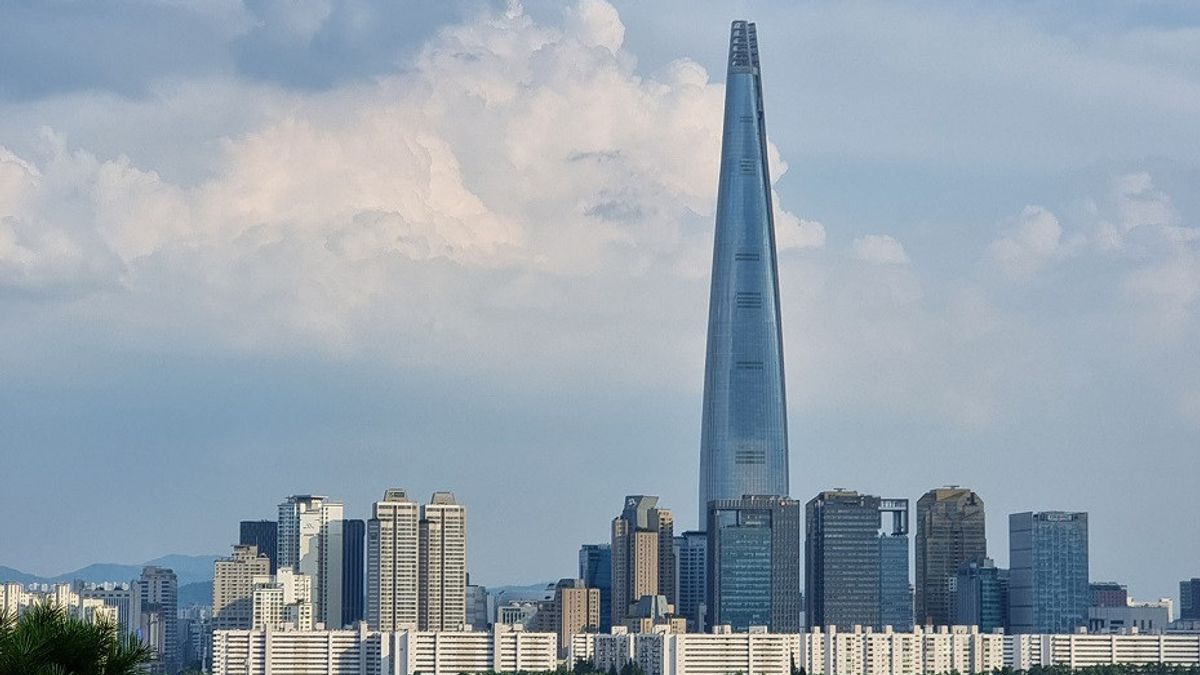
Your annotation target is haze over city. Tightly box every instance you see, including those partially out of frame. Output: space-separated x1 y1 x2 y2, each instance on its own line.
3 0 1199 612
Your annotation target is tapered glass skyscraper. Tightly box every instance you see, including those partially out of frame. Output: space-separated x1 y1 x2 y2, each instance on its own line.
699 20 789 525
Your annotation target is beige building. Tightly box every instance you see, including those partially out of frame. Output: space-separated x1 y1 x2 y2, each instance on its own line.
611 496 675 628
213 545 271 631
368 488 421 631
538 578 601 657
419 492 467 631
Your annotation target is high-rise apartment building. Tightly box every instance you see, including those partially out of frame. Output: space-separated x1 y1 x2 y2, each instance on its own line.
278 495 345 628
806 491 911 631
579 544 613 633
419 491 467 631
342 518 365 626
954 558 1007 632
1181 579 1200 620
675 531 708 632
239 520 279 573
213 544 271 631
611 496 676 628
539 578 601 658
138 566 178 674
1008 511 1089 634
915 488 986 627
706 496 801 632
368 489 420 631
698 20 790 526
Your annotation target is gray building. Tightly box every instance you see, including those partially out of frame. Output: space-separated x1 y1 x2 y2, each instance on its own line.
138 566 178 675
675 531 707 632
806 490 910 631
1008 511 1089 634
1090 582 1129 608
706 496 801 632
578 544 612 632
954 557 1007 633
879 501 913 631
915 488 986 627
697 20 790 526
1182 579 1200 621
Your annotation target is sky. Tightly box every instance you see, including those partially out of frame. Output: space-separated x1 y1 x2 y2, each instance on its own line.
1 0 1198 603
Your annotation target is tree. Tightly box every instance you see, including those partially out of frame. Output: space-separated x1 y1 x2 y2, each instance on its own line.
0 604 154 675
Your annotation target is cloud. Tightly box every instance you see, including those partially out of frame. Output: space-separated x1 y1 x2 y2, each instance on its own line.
987 205 1065 280
851 234 909 265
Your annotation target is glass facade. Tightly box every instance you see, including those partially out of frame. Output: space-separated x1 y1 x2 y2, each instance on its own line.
806 491 911 631
579 544 613 632
239 520 279 574
699 20 789 525
707 496 802 632
954 557 1006 633
342 518 365 626
915 488 986 627
879 534 913 631
675 531 708 632
1008 511 1089 634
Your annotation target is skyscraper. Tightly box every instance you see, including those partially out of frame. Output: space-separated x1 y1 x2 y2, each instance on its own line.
579 544 613 633
675 531 708 632
539 578 601 658
698 20 789 525
1008 511 1089 634
239 520 279 574
706 496 801 632
367 488 420 631
611 496 675 628
419 491 467 631
914 488 986 628
137 566 178 675
277 495 345 628
342 518 365 626
1182 579 1200 621
806 490 911 631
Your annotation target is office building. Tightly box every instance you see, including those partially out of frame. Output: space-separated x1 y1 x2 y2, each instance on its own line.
611 496 675 628
806 490 910 631
213 544 271 631
343 518 365 626
914 488 986 627
278 494 345 628
210 624 557 675
954 557 1006 633
539 578 601 658
675 531 708 632
697 20 790 526
239 520 278 573
706 496 801 632
579 543 613 632
465 580 489 630
419 491 467 631
1091 582 1129 608
138 566 178 674
1008 511 1089 634
1182 579 1200 621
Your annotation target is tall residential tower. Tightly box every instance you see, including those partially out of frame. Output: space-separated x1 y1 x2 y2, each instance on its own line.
698 20 789 525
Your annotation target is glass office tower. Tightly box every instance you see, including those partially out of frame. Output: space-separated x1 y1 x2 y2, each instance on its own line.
706 496 802 632
1008 511 1089 634
699 20 789 526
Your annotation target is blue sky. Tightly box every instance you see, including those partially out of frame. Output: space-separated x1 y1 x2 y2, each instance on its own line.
1 0 1197 603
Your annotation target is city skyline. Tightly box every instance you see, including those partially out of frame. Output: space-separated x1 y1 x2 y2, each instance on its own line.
2 0 1199 610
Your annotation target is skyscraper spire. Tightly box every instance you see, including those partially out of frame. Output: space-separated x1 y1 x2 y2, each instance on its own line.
698 20 789 526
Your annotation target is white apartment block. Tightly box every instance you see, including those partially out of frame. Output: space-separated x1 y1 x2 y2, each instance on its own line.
251 566 314 631
581 627 800 675
1009 632 1200 670
210 625 557 675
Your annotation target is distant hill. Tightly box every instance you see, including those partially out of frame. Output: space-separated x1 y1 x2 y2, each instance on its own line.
0 554 221 587
177 581 212 608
